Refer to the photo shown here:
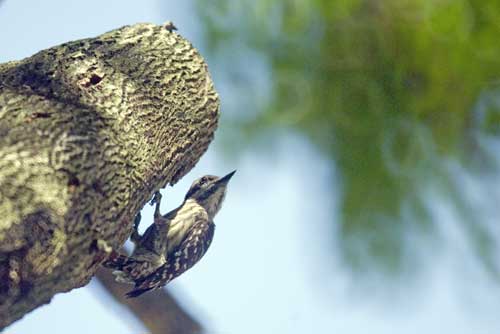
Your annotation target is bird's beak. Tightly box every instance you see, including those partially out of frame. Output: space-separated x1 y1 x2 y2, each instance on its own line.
217 170 236 185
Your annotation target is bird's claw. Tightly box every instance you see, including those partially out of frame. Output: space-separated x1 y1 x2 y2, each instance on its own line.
149 191 162 206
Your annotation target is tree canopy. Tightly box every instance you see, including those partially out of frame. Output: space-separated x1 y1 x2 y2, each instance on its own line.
197 0 500 279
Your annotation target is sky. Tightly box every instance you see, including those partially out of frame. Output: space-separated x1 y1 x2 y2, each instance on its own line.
1 1 500 333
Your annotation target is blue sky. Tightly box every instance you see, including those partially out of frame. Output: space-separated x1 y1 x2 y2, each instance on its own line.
2 1 500 333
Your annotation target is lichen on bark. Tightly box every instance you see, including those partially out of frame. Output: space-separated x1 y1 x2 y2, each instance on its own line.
0 22 219 328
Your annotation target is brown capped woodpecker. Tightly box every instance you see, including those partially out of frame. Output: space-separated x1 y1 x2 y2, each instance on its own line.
103 171 235 297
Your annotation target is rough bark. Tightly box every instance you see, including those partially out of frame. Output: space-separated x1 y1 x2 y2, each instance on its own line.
0 23 219 328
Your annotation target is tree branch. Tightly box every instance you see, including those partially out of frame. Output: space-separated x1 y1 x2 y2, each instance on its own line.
0 23 219 328
94 267 202 334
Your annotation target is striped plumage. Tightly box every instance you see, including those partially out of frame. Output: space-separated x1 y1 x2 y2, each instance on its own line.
103 171 235 297
126 220 214 297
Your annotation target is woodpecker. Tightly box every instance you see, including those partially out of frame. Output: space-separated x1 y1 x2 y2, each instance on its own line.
103 171 235 297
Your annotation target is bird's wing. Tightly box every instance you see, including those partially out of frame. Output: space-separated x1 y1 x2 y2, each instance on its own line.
126 219 215 297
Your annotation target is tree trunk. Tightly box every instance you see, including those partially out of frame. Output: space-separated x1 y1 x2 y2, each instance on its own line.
0 23 219 328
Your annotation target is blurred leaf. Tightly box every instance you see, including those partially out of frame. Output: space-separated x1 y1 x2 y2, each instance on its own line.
197 0 500 278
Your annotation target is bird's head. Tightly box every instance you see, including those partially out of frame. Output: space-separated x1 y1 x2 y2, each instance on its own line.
185 170 236 219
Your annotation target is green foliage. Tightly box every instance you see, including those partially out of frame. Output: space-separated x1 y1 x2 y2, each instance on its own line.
198 0 500 277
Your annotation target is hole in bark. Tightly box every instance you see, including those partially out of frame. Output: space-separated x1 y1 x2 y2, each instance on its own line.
89 74 102 85
82 73 103 87
25 112 51 123
68 175 80 188
32 112 51 118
